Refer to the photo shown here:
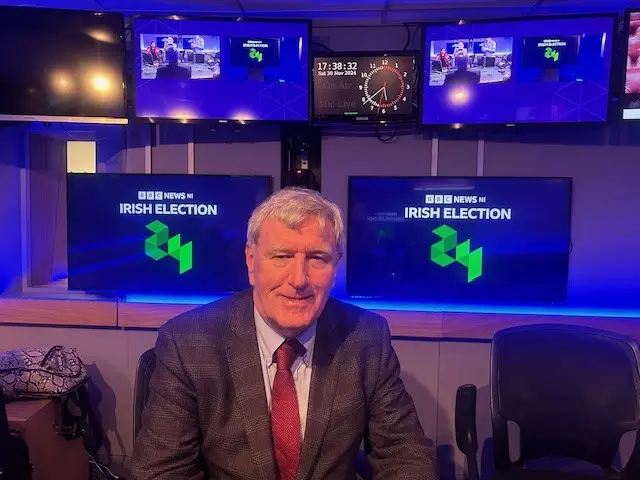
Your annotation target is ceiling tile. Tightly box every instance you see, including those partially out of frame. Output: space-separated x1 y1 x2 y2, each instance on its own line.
388 0 534 11
239 0 387 12
0 0 241 13
102 0 240 13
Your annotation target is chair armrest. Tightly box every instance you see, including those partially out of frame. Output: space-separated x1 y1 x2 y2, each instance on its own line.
455 384 479 480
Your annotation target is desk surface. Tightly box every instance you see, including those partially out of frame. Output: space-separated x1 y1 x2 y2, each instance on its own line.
6 399 51 423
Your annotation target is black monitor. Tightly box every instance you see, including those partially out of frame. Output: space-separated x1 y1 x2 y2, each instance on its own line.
0 6 127 124
312 52 418 124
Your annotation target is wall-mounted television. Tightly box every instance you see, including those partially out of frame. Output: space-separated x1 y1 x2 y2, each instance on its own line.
133 16 310 122
347 176 572 304
421 14 616 126
67 174 272 295
0 6 127 125
312 52 418 123
622 10 640 120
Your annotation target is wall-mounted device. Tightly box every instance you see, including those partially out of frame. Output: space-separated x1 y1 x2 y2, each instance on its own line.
422 14 616 126
312 52 418 124
0 5 127 124
622 9 640 120
133 15 311 123
347 176 573 304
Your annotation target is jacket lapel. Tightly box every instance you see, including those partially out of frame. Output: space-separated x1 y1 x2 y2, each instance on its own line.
225 290 276 480
297 300 343 480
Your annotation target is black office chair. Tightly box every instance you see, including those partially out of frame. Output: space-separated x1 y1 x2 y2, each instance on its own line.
133 348 372 480
455 324 640 480
456 383 480 480
133 348 156 440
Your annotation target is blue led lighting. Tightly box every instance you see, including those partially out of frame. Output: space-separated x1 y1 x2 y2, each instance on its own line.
123 294 640 319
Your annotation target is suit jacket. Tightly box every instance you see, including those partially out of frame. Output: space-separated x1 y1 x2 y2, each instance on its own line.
131 289 437 480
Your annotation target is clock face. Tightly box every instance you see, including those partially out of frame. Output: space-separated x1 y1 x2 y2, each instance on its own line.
360 60 411 114
312 54 416 122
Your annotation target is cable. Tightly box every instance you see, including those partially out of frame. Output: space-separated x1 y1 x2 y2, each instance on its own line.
375 125 399 143
89 454 120 479
402 24 411 51
312 41 333 52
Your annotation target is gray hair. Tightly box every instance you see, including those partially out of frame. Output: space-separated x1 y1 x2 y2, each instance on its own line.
247 187 344 256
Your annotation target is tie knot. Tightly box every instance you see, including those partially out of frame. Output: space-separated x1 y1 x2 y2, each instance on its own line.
274 338 305 371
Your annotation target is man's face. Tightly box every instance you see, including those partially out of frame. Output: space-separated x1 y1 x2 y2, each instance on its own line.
245 217 339 336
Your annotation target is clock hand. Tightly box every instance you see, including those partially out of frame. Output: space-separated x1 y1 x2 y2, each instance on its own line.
377 82 387 113
363 85 386 105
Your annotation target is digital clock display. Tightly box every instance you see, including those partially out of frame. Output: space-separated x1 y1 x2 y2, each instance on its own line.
312 53 417 123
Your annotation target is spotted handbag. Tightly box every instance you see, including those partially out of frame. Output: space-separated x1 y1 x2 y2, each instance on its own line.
0 346 89 400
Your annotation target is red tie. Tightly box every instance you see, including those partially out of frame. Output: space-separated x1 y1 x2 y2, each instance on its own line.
271 338 306 480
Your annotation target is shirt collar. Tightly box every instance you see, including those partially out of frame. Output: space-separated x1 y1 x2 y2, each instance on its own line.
254 308 316 367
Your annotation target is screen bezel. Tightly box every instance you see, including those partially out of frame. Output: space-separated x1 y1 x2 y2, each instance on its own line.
311 50 420 125
65 172 274 296
621 9 640 121
0 5 128 125
345 175 574 304
420 12 619 129
131 14 312 125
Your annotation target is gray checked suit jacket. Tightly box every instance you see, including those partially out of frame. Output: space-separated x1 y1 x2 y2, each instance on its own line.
131 289 437 480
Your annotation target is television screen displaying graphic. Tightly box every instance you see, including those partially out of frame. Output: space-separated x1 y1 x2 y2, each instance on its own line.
347 177 572 304
0 6 127 124
67 174 272 295
312 53 418 123
622 10 640 120
229 37 281 67
422 15 615 125
520 36 580 68
134 16 310 122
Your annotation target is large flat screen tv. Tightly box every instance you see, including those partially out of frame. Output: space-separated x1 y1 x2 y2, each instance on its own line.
0 6 127 124
67 174 272 295
133 16 310 122
347 176 572 304
422 14 615 125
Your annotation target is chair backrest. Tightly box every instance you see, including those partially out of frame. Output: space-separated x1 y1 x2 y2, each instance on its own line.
454 55 468 69
490 324 640 473
133 348 156 440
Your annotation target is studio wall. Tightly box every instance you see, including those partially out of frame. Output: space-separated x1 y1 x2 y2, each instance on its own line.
0 125 24 294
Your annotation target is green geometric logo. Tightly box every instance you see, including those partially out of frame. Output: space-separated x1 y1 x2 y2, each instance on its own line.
144 220 193 274
544 47 559 62
249 47 263 62
430 224 483 282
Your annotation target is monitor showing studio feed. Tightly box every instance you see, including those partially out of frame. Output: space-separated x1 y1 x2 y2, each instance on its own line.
67 174 272 295
0 6 127 124
347 177 572 304
422 14 615 125
622 10 640 120
133 16 310 122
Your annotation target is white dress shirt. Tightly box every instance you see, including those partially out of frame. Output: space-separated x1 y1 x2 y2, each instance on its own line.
254 309 316 440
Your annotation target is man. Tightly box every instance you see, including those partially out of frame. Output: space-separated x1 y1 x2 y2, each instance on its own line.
131 187 437 480
190 35 205 53
481 38 496 56
155 47 191 80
